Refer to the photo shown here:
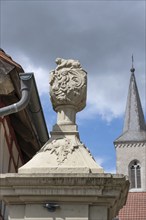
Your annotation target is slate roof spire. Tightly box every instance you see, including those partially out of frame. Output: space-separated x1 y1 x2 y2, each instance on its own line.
115 58 145 143
123 57 145 133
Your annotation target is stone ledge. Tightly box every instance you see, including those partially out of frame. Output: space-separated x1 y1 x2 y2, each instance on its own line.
0 173 128 186
0 173 129 203
0 173 129 219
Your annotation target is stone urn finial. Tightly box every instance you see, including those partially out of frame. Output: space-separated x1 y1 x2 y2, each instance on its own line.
18 58 104 173
50 58 87 125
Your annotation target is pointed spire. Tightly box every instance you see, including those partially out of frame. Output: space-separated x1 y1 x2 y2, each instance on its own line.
123 62 145 133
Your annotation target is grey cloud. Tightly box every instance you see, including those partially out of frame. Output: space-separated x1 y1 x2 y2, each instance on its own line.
1 1 145 70
1 0 145 119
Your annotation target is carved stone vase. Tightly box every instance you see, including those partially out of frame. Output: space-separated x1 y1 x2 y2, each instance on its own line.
50 58 87 125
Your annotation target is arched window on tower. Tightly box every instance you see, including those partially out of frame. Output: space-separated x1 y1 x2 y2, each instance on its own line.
129 160 141 189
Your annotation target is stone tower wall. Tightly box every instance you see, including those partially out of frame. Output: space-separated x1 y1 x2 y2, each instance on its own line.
116 143 146 191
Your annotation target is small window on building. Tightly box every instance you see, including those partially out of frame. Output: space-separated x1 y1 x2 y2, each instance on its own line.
129 160 141 189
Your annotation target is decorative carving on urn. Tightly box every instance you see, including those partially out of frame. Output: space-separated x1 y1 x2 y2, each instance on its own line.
41 136 81 164
50 58 87 113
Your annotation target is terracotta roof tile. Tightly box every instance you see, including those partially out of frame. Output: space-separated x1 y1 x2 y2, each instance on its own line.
0 49 22 70
118 192 146 220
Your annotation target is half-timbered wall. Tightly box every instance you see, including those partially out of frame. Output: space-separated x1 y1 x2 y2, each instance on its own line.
0 102 23 220
0 116 23 173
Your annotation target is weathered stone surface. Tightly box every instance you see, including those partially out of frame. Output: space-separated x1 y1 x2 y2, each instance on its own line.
50 58 87 113
19 58 103 174
19 139 103 174
0 173 129 220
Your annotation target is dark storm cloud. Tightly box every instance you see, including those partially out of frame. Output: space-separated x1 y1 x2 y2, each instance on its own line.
1 1 145 72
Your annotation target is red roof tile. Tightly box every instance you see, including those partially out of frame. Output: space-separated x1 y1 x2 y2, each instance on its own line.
0 49 22 70
118 192 146 220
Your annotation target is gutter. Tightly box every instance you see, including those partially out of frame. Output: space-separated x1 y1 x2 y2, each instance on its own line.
0 73 49 146
28 74 49 145
0 73 33 117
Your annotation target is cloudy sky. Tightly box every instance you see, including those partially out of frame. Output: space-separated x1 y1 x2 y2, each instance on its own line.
1 0 145 172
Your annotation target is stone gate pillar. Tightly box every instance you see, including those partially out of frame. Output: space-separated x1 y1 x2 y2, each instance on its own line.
0 58 129 220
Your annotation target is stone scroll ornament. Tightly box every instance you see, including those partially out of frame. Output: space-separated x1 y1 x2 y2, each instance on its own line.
49 58 87 113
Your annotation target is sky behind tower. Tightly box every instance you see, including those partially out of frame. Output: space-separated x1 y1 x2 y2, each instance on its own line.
0 0 145 172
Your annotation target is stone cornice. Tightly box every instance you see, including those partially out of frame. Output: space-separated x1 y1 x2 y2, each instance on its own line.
0 173 129 204
0 173 129 218
0 173 128 185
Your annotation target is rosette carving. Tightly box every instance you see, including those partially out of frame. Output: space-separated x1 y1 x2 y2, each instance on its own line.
50 58 87 112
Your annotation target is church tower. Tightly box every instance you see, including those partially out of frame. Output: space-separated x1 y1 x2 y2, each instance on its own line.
114 60 146 192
